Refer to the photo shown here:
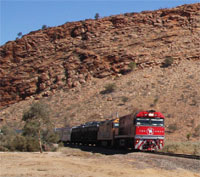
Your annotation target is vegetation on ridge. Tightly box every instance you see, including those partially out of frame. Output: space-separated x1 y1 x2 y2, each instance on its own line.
0 102 59 152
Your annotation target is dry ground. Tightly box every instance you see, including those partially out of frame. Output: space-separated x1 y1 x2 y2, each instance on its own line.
0 147 200 177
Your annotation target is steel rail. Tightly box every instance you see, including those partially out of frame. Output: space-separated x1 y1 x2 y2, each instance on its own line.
64 143 200 160
143 151 200 160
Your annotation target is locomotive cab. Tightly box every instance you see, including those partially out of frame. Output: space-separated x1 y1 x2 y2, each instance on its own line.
134 110 165 151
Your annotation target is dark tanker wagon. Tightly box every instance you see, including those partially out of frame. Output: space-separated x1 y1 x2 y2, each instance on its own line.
71 121 100 145
71 125 82 143
82 121 101 144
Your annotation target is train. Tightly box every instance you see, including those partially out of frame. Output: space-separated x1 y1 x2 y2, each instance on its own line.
56 110 165 151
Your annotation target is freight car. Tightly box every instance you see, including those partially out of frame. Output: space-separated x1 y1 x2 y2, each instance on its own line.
55 127 71 143
57 110 165 151
71 121 101 145
97 118 119 147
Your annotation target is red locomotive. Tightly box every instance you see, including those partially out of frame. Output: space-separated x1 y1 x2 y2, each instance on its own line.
57 110 165 151
116 110 165 150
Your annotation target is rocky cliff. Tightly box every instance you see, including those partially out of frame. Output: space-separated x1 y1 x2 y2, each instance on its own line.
0 3 200 108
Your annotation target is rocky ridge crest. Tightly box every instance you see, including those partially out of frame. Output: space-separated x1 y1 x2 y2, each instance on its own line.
0 3 200 108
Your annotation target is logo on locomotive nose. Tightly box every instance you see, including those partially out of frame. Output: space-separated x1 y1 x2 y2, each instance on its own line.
147 128 154 135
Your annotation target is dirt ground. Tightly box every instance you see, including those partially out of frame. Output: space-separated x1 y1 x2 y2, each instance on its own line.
0 147 200 177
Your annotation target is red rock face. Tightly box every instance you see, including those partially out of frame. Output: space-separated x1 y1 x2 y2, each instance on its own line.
0 3 200 108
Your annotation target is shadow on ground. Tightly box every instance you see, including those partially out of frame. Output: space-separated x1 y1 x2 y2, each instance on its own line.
63 143 200 160
64 143 139 155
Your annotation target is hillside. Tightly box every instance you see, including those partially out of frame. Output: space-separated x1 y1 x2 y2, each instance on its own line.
0 3 200 141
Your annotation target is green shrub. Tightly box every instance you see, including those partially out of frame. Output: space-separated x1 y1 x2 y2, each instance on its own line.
26 137 40 152
1 125 16 136
167 123 178 133
150 97 159 107
193 124 200 137
11 135 27 151
0 130 40 152
161 141 200 155
186 133 191 141
121 96 129 103
0 145 8 151
42 129 59 144
128 62 137 71
0 125 17 151
163 56 174 67
101 83 116 94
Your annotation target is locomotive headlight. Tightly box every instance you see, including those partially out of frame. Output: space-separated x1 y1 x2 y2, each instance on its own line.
136 139 139 143
148 113 154 117
160 140 163 144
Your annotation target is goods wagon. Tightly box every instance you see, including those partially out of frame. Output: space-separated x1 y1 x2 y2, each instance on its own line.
97 118 119 147
71 121 101 144
58 110 165 151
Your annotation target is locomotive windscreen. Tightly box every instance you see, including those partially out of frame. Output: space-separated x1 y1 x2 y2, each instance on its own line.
135 118 164 126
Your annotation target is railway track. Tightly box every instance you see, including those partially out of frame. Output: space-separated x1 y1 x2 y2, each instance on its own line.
145 151 200 160
65 143 200 160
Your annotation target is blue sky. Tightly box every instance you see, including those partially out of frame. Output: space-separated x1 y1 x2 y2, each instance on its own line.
0 0 199 46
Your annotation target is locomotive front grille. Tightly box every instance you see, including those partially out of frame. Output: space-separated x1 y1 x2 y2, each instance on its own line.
135 139 164 150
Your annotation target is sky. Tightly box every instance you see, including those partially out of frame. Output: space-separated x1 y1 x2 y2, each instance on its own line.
0 0 199 46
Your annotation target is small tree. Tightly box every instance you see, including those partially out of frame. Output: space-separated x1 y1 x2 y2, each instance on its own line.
95 13 100 20
22 102 56 153
17 32 22 38
42 25 48 30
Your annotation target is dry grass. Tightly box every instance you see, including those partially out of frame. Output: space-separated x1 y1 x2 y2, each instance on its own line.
57 146 102 158
0 147 199 177
161 141 200 155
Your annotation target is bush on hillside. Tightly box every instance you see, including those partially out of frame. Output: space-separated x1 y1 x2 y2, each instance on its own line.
121 96 129 103
128 62 137 71
193 124 200 137
162 56 174 67
167 123 178 133
101 83 117 94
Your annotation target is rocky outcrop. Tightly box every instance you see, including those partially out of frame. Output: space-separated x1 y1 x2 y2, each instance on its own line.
0 3 200 108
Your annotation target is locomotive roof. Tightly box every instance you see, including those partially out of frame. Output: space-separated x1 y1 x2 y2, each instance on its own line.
136 110 165 118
